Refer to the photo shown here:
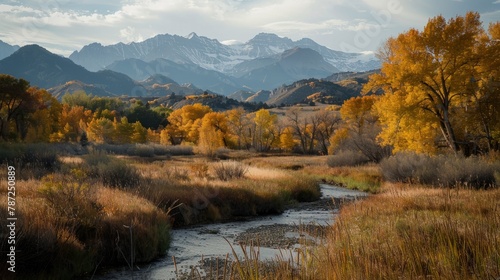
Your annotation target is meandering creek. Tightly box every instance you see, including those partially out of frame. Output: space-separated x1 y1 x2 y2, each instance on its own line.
95 184 368 280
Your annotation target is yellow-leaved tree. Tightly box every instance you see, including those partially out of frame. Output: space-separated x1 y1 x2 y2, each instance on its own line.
332 95 392 160
364 12 499 154
166 103 212 144
253 109 278 152
198 112 229 156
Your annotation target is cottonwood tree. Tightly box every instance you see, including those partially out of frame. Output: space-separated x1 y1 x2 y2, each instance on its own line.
226 108 251 149
364 12 499 154
198 112 229 156
286 107 317 154
166 103 211 144
0 75 34 140
314 108 341 155
285 108 339 154
332 95 391 161
25 88 62 142
253 109 278 152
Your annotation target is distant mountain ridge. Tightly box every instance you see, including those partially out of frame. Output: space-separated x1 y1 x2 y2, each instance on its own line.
106 47 341 94
70 32 379 75
0 40 19 60
0 45 143 96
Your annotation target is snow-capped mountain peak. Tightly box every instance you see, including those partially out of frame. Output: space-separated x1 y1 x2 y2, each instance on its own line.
69 32 380 77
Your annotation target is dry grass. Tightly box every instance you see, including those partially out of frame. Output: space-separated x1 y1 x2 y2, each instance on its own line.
297 184 500 280
0 167 170 279
245 166 289 180
243 155 328 169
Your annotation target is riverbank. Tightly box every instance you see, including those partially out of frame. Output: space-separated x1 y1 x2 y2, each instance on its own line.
93 185 368 280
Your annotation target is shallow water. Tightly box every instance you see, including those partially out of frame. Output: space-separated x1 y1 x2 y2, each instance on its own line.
95 185 367 279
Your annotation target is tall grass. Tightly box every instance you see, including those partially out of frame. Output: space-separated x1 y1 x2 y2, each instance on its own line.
83 152 141 188
0 167 170 279
298 185 500 279
133 161 320 226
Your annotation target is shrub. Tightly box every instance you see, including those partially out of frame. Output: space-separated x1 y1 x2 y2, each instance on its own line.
39 170 102 230
213 161 249 181
327 150 371 167
164 145 194 156
380 153 499 188
0 143 61 179
164 167 190 181
190 162 210 178
83 153 141 188
127 144 155 157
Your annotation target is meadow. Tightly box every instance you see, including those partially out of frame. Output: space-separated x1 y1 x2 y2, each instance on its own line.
1 143 499 279
0 143 320 279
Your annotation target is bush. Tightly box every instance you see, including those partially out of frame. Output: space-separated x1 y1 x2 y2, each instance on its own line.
380 153 499 188
164 145 194 156
327 150 371 167
83 153 141 188
213 161 248 181
0 143 61 179
127 144 155 157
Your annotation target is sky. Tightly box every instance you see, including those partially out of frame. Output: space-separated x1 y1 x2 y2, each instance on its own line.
0 0 498 57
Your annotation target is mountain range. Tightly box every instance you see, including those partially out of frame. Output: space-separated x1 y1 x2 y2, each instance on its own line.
68 32 379 93
0 33 379 105
70 33 379 73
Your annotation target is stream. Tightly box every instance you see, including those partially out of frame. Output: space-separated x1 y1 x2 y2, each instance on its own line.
94 184 368 280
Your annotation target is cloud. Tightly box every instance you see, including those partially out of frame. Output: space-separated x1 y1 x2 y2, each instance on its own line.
0 0 497 56
262 19 378 33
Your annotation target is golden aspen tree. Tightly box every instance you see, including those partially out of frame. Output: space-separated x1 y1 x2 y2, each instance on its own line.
166 103 211 144
338 95 393 159
113 117 133 144
364 12 496 154
226 108 250 149
25 88 62 142
280 126 295 152
253 109 278 152
147 128 160 143
54 104 92 142
198 112 228 157
131 121 148 143
87 117 114 143
160 129 171 145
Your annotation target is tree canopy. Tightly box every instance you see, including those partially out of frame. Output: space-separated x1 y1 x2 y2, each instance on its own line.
364 12 500 155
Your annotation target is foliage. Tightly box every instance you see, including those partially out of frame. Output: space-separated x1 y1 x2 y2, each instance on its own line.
124 102 166 130
330 95 391 161
166 103 212 144
364 12 500 155
253 108 278 152
198 112 229 157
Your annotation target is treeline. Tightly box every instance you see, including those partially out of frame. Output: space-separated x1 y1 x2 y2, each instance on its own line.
1 12 498 157
0 76 348 155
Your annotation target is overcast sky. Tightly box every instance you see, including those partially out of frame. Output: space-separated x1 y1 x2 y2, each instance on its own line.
0 0 498 56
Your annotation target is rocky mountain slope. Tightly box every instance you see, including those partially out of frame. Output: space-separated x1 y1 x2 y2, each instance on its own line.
70 32 379 77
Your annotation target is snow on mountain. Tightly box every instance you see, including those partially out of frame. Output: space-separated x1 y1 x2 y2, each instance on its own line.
70 33 379 74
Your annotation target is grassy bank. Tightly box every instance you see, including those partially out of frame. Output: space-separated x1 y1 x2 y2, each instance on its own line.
306 184 500 279
230 154 500 279
0 144 321 279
